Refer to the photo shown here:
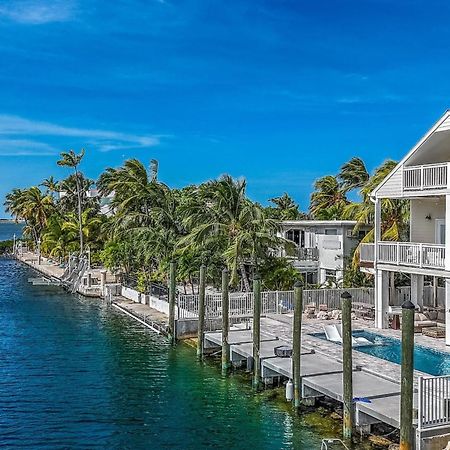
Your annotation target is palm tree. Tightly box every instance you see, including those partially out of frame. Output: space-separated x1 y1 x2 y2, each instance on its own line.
181 175 282 289
268 193 303 220
57 149 85 253
310 175 348 219
343 160 409 267
41 176 59 196
4 187 54 245
338 157 369 193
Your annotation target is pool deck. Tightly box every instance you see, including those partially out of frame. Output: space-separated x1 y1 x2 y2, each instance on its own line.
203 313 450 432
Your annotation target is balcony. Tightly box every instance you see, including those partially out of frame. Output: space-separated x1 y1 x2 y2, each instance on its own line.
403 163 448 192
360 242 446 271
297 247 319 261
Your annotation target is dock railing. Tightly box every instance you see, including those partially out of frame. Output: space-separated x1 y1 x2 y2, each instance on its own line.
418 375 450 431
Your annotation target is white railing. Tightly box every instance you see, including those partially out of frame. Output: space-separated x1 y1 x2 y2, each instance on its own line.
360 243 375 262
419 375 450 430
177 287 375 322
297 247 319 261
376 242 445 269
403 163 448 191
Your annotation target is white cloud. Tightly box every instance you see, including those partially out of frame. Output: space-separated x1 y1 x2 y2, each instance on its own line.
0 0 76 25
0 114 162 156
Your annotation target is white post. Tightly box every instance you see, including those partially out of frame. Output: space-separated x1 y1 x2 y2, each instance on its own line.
375 270 389 328
411 274 424 311
446 195 450 272
445 278 450 346
100 270 107 297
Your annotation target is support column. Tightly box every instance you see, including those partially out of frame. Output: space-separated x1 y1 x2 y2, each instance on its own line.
197 264 206 360
221 269 230 376
400 300 415 450
168 261 177 345
341 291 353 441
375 270 389 328
411 274 424 311
446 279 450 347
446 195 450 272
292 281 303 410
252 274 261 390
100 270 107 297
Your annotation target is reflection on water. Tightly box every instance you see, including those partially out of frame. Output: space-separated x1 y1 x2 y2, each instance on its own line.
0 258 329 449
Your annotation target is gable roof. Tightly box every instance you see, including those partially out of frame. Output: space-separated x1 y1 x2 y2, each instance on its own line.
372 110 450 198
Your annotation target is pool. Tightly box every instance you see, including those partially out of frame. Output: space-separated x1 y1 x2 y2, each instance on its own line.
312 330 450 376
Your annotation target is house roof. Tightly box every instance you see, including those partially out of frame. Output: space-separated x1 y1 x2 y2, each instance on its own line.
372 109 450 198
280 220 361 227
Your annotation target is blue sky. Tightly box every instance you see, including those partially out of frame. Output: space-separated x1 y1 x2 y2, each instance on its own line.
1 0 450 216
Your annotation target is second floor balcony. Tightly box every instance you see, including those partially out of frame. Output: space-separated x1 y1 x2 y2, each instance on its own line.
403 163 449 192
285 246 319 262
360 242 446 271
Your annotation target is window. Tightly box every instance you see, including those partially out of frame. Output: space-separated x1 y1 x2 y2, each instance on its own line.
325 269 336 283
325 228 337 235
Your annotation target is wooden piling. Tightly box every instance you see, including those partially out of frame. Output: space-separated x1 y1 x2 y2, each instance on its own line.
197 264 206 361
168 261 177 346
221 268 230 376
293 281 303 409
400 300 415 450
252 274 261 390
341 291 353 441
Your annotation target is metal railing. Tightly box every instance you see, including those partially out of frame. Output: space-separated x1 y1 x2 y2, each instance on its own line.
418 375 450 430
360 242 446 269
297 247 319 261
403 163 448 191
122 275 168 299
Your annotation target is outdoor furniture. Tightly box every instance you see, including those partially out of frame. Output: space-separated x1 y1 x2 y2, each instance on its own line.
422 327 446 338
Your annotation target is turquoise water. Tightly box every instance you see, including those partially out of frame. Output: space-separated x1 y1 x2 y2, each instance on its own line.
313 330 450 376
0 258 327 449
0 221 23 242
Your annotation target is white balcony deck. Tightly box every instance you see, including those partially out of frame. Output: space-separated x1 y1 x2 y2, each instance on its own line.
360 242 446 271
403 163 449 192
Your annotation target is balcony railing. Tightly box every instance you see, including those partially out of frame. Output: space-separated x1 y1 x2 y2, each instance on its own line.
360 242 445 270
403 163 448 191
297 247 319 261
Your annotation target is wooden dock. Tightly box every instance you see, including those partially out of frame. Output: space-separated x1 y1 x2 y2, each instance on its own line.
204 321 418 433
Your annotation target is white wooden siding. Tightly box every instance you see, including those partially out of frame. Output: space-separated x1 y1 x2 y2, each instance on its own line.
410 198 445 243
436 115 450 132
376 166 403 198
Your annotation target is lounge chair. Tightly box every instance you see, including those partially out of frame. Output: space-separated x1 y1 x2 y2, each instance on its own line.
323 324 373 347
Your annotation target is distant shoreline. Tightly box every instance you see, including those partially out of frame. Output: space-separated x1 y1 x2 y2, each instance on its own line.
0 219 24 223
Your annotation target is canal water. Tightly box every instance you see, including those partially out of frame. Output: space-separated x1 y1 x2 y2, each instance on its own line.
0 258 332 449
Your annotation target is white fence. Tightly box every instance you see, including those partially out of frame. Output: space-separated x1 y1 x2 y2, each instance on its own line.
418 375 450 430
403 163 448 191
177 287 376 323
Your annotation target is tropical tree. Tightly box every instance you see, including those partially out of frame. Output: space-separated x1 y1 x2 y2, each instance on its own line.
310 175 348 219
343 160 409 268
338 157 369 193
180 175 282 290
57 149 86 253
4 187 54 245
266 193 305 220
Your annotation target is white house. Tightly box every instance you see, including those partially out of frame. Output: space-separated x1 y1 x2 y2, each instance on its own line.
280 220 370 285
360 111 450 345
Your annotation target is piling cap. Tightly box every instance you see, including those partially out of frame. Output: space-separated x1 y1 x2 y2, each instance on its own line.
402 300 416 310
253 273 261 281
340 291 352 300
294 280 303 288
222 267 228 273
